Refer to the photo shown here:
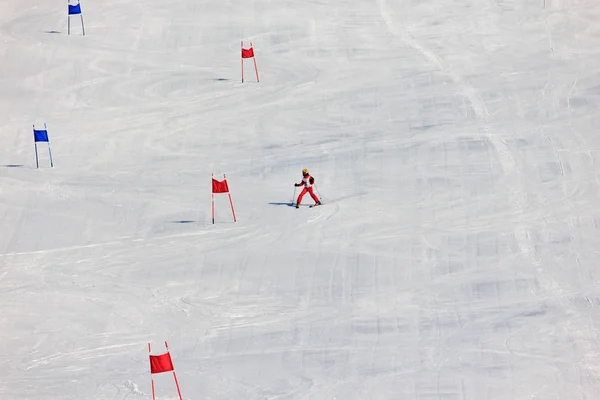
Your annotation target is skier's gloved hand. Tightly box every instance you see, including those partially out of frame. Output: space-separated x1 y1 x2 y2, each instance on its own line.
294 183 300 187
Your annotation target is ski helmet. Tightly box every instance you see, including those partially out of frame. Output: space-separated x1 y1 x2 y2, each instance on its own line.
302 168 309 175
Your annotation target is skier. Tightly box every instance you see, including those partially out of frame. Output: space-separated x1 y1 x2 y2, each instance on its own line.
294 168 321 208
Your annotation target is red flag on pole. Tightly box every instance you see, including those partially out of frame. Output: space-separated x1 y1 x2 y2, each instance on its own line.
148 342 183 400
149 353 174 374
241 47 254 58
241 41 259 83
212 174 236 224
212 178 229 193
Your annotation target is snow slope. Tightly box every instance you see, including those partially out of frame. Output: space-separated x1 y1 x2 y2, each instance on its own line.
2 0 600 398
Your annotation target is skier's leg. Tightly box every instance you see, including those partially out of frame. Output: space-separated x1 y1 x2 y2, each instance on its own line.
308 187 320 203
297 187 308 206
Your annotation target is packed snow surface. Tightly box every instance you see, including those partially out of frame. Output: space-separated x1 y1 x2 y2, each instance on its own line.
2 0 600 399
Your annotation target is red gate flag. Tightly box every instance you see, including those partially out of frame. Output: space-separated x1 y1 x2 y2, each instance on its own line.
148 342 183 400
212 174 236 224
150 353 174 374
241 47 254 58
212 178 229 193
241 41 259 83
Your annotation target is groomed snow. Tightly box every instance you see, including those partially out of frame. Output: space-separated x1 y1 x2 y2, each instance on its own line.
2 0 600 398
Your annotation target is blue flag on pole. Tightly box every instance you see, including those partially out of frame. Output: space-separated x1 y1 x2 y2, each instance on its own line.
68 1 85 35
33 124 54 168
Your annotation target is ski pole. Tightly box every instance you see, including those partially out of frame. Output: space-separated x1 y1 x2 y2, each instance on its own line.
314 183 323 200
291 186 297 205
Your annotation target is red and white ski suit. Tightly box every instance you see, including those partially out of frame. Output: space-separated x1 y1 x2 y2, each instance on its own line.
296 174 320 205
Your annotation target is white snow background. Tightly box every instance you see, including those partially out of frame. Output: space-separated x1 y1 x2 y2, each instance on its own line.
2 0 600 399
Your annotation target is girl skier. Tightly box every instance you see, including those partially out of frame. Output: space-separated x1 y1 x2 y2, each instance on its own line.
294 168 321 208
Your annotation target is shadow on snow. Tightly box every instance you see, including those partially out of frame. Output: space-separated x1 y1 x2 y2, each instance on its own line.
268 202 311 207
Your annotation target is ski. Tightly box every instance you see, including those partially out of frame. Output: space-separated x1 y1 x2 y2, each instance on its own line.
289 203 322 208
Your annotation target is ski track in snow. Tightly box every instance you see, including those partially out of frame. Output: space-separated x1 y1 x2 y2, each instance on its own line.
378 0 537 268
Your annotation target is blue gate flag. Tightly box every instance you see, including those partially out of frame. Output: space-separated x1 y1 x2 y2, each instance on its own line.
33 124 54 168
68 4 81 15
33 129 49 142
68 1 85 35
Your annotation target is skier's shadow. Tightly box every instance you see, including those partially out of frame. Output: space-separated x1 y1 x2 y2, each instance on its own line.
268 202 310 207
268 202 294 207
